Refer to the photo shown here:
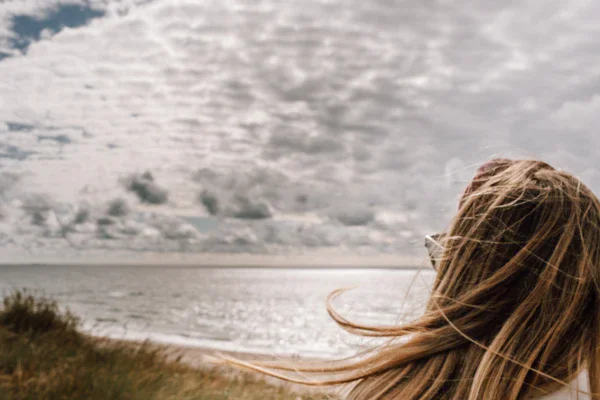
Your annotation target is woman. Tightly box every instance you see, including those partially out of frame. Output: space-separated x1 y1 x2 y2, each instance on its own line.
223 159 599 399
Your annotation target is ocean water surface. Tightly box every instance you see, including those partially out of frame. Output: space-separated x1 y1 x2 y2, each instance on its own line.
0 265 434 357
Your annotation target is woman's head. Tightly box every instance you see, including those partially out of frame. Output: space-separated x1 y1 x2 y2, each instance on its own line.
224 158 600 400
437 158 600 301
424 158 600 398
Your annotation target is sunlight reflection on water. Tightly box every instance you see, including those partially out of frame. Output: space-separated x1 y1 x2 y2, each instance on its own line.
0 265 435 356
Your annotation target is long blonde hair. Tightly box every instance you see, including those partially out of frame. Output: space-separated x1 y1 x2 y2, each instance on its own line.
222 159 600 399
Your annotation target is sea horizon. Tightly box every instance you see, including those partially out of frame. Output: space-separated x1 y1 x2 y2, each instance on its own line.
0 251 427 269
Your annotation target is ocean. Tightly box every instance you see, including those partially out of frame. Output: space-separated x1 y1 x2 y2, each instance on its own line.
0 265 434 357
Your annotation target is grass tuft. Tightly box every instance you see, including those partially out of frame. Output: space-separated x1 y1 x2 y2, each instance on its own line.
0 291 79 337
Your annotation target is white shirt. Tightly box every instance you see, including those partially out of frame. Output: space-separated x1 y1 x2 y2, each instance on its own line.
538 370 590 400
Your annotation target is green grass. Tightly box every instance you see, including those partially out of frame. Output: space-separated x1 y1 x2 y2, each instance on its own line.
0 291 332 400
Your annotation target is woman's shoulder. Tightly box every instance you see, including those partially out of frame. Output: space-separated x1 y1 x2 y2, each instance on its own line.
537 369 589 400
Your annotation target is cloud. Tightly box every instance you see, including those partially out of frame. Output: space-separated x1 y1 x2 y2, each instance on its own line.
147 215 198 240
97 217 144 240
197 184 273 220
123 171 168 205
266 131 345 157
72 206 89 224
2 0 600 259
1 185 421 255
193 165 334 218
227 196 273 220
21 192 54 226
97 216 116 226
194 167 282 215
0 144 36 160
0 172 20 199
201 224 265 253
330 207 375 227
38 134 72 145
198 189 219 216
5 121 35 132
106 198 129 217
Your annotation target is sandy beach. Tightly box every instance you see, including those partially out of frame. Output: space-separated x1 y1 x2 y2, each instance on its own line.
111 337 341 397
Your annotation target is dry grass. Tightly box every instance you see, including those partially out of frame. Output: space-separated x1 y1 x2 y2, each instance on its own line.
0 291 333 400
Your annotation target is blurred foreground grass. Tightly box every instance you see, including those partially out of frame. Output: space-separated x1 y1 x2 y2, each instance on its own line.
0 291 332 400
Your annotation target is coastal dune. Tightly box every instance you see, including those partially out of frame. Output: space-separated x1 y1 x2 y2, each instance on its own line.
0 291 333 399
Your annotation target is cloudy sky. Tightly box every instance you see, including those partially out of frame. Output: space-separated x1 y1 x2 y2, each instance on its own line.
0 0 599 264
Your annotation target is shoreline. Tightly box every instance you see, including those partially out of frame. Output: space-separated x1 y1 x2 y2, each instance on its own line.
107 335 334 365
87 328 337 360
108 336 299 366
101 336 340 397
